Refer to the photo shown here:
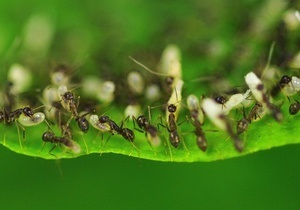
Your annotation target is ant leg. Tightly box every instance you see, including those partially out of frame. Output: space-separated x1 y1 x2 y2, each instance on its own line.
49 145 58 158
80 133 89 154
14 122 23 149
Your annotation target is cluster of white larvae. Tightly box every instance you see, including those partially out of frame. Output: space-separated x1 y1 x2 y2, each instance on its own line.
2 41 300 156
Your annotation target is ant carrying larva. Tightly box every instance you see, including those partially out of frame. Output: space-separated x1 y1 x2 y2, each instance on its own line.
132 115 161 147
186 94 207 152
236 101 266 135
245 72 283 122
201 98 244 152
41 130 81 156
57 85 90 133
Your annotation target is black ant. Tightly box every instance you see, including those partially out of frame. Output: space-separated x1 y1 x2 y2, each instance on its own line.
237 101 265 135
164 104 180 148
133 115 161 146
58 87 89 133
98 115 135 142
42 131 81 156
187 95 207 152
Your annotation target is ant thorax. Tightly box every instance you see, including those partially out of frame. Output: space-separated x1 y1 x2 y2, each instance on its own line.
166 79 184 124
187 94 204 124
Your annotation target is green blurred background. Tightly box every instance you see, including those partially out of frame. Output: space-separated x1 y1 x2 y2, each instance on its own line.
1 0 300 209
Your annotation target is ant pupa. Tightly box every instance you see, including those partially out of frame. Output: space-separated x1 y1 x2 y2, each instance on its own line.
145 84 161 102
82 77 115 104
42 86 61 120
97 81 115 104
186 94 207 151
9 106 46 127
289 52 300 69
7 63 32 95
201 98 244 152
42 131 81 155
51 64 71 86
158 44 182 82
127 71 145 95
133 115 161 147
124 104 141 119
283 9 300 31
214 90 252 115
245 72 282 122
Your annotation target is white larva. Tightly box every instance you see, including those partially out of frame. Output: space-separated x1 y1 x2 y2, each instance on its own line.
124 104 141 119
96 81 115 103
127 71 145 95
145 84 161 102
89 115 111 132
7 63 32 95
201 98 227 131
18 112 45 127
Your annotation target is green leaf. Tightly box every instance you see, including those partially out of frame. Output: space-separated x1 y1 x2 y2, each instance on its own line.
1 0 299 162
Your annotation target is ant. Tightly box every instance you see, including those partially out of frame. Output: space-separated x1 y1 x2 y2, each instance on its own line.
237 101 265 135
163 104 181 148
245 72 283 122
133 115 161 147
202 98 244 152
57 85 89 133
187 95 207 152
98 116 135 142
42 131 81 156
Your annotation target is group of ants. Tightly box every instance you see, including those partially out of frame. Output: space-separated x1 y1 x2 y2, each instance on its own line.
1 64 300 157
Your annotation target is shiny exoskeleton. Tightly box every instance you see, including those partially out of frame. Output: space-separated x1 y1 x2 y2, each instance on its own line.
189 106 207 152
167 104 180 148
237 101 264 135
136 115 159 139
99 115 135 142
289 100 300 115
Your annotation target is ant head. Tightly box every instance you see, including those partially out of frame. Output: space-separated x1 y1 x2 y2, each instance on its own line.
99 115 110 123
137 115 147 126
280 75 292 87
165 76 174 86
256 84 264 91
214 95 226 105
42 131 54 141
23 107 34 117
167 104 177 113
64 92 74 100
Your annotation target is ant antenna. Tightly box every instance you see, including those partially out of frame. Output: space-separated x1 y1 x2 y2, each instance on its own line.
129 56 169 77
